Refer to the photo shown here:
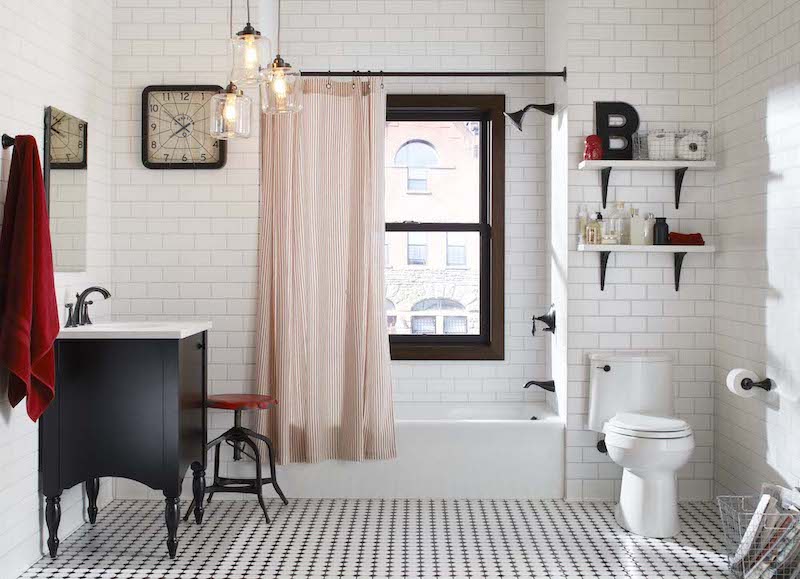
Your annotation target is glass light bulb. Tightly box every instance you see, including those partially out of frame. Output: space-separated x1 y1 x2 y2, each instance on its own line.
272 71 288 99
223 94 238 122
244 36 258 66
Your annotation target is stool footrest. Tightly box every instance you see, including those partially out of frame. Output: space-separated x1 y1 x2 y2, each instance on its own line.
215 476 277 486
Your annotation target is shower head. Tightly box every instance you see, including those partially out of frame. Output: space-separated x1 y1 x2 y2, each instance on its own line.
504 103 556 131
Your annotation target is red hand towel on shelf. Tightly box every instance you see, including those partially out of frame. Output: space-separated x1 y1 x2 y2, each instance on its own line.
0 135 60 422
669 232 705 246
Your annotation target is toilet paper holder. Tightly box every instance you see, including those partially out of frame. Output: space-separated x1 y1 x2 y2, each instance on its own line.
741 376 773 392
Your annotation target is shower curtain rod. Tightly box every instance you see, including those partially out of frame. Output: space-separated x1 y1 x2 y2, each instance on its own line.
300 67 567 80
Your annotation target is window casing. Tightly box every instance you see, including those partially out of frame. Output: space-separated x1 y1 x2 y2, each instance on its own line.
385 95 505 360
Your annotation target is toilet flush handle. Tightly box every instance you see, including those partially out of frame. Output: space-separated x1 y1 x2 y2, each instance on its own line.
596 364 611 372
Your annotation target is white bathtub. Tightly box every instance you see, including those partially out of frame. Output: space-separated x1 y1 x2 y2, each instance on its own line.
276 402 565 499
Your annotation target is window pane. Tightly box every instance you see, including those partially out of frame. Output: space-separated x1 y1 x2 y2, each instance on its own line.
411 316 436 335
406 231 428 265
386 231 480 335
447 232 467 266
386 121 481 223
444 316 468 334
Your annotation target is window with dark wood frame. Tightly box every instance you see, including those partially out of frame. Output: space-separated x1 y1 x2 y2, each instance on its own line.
386 94 505 360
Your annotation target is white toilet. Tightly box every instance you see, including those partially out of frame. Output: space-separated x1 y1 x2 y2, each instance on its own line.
587 352 694 538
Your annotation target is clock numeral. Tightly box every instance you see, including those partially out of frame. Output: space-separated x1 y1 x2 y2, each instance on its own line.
182 154 188 162
164 154 170 161
150 104 159 112
151 123 157 130
212 141 219 148
200 154 207 161
151 141 157 149
181 92 190 101
162 93 170 100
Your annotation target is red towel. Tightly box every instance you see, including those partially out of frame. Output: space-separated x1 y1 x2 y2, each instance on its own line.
0 135 59 421
669 232 705 246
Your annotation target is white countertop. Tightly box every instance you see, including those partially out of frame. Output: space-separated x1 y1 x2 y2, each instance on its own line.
57 321 212 340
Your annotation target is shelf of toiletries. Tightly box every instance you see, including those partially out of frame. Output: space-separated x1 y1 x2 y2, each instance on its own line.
575 201 713 292
577 160 716 210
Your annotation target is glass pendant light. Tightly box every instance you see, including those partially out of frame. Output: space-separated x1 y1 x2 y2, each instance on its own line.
210 1 257 139
230 0 268 87
260 0 302 114
210 82 252 139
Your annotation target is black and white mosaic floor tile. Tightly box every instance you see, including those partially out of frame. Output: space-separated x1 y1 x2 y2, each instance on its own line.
20 499 728 578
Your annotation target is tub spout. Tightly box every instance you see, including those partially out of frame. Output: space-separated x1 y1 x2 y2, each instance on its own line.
524 379 555 393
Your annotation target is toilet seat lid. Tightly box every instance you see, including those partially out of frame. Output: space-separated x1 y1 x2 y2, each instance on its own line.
606 412 692 439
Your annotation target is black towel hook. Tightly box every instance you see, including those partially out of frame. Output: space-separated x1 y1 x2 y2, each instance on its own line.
1 134 15 149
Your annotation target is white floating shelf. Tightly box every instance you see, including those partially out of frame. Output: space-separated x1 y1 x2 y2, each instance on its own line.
577 244 714 291
578 160 716 171
577 159 716 210
577 244 715 253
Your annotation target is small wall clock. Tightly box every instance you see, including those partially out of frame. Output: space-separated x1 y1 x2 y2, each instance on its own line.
141 85 227 169
44 107 87 169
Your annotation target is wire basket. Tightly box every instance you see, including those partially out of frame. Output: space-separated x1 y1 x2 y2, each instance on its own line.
718 484 800 579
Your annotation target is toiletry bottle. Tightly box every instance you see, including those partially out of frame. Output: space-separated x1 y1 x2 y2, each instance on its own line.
653 217 670 245
629 209 645 245
612 202 629 244
642 213 655 245
586 214 601 245
601 209 618 245
578 204 588 244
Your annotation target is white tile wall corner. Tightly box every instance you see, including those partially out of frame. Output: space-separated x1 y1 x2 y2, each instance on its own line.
713 0 800 496
110 0 553 502
0 1 114 577
556 0 716 502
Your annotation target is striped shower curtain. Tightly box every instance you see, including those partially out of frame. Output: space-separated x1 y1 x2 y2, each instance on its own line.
254 77 396 463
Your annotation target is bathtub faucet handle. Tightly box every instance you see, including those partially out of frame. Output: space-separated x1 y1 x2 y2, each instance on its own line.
531 304 556 336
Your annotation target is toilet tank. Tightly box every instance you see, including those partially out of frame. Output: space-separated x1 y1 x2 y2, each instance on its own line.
587 352 674 432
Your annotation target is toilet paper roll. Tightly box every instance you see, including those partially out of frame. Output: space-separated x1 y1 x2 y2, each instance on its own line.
726 368 760 398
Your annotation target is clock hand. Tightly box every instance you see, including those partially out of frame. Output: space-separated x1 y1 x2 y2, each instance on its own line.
51 126 63 136
172 120 193 137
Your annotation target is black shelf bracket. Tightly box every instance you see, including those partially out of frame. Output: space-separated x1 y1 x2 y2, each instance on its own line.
673 252 687 291
674 167 688 209
600 251 611 291
600 167 611 209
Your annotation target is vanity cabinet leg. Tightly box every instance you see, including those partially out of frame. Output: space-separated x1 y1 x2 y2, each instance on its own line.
45 494 62 558
164 495 180 559
86 478 100 524
191 462 206 524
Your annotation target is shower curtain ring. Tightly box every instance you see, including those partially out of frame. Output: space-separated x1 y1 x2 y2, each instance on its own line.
380 71 384 89
326 70 331 90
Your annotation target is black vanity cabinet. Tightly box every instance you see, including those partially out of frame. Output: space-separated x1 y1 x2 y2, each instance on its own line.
40 329 208 559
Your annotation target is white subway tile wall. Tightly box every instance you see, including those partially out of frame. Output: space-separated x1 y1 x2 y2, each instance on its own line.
0 2 114 577
110 0 551 502
561 0 715 501
713 0 800 495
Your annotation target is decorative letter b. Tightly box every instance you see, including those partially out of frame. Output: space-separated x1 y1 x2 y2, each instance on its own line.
594 102 640 160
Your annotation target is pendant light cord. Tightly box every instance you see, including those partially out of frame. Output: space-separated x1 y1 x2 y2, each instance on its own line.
229 0 234 71
246 0 251 24
276 0 281 54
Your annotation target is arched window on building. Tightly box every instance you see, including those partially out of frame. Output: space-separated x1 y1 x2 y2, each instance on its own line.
394 140 438 193
410 298 467 335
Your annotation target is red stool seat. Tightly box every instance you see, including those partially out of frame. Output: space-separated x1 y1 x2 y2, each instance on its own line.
207 394 277 411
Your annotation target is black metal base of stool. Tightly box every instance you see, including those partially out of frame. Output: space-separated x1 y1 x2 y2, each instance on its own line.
184 409 288 524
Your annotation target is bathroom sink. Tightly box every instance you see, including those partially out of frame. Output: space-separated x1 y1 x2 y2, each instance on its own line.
57 321 212 340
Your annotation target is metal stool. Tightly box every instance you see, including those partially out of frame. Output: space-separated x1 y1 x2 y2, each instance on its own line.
184 394 288 523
